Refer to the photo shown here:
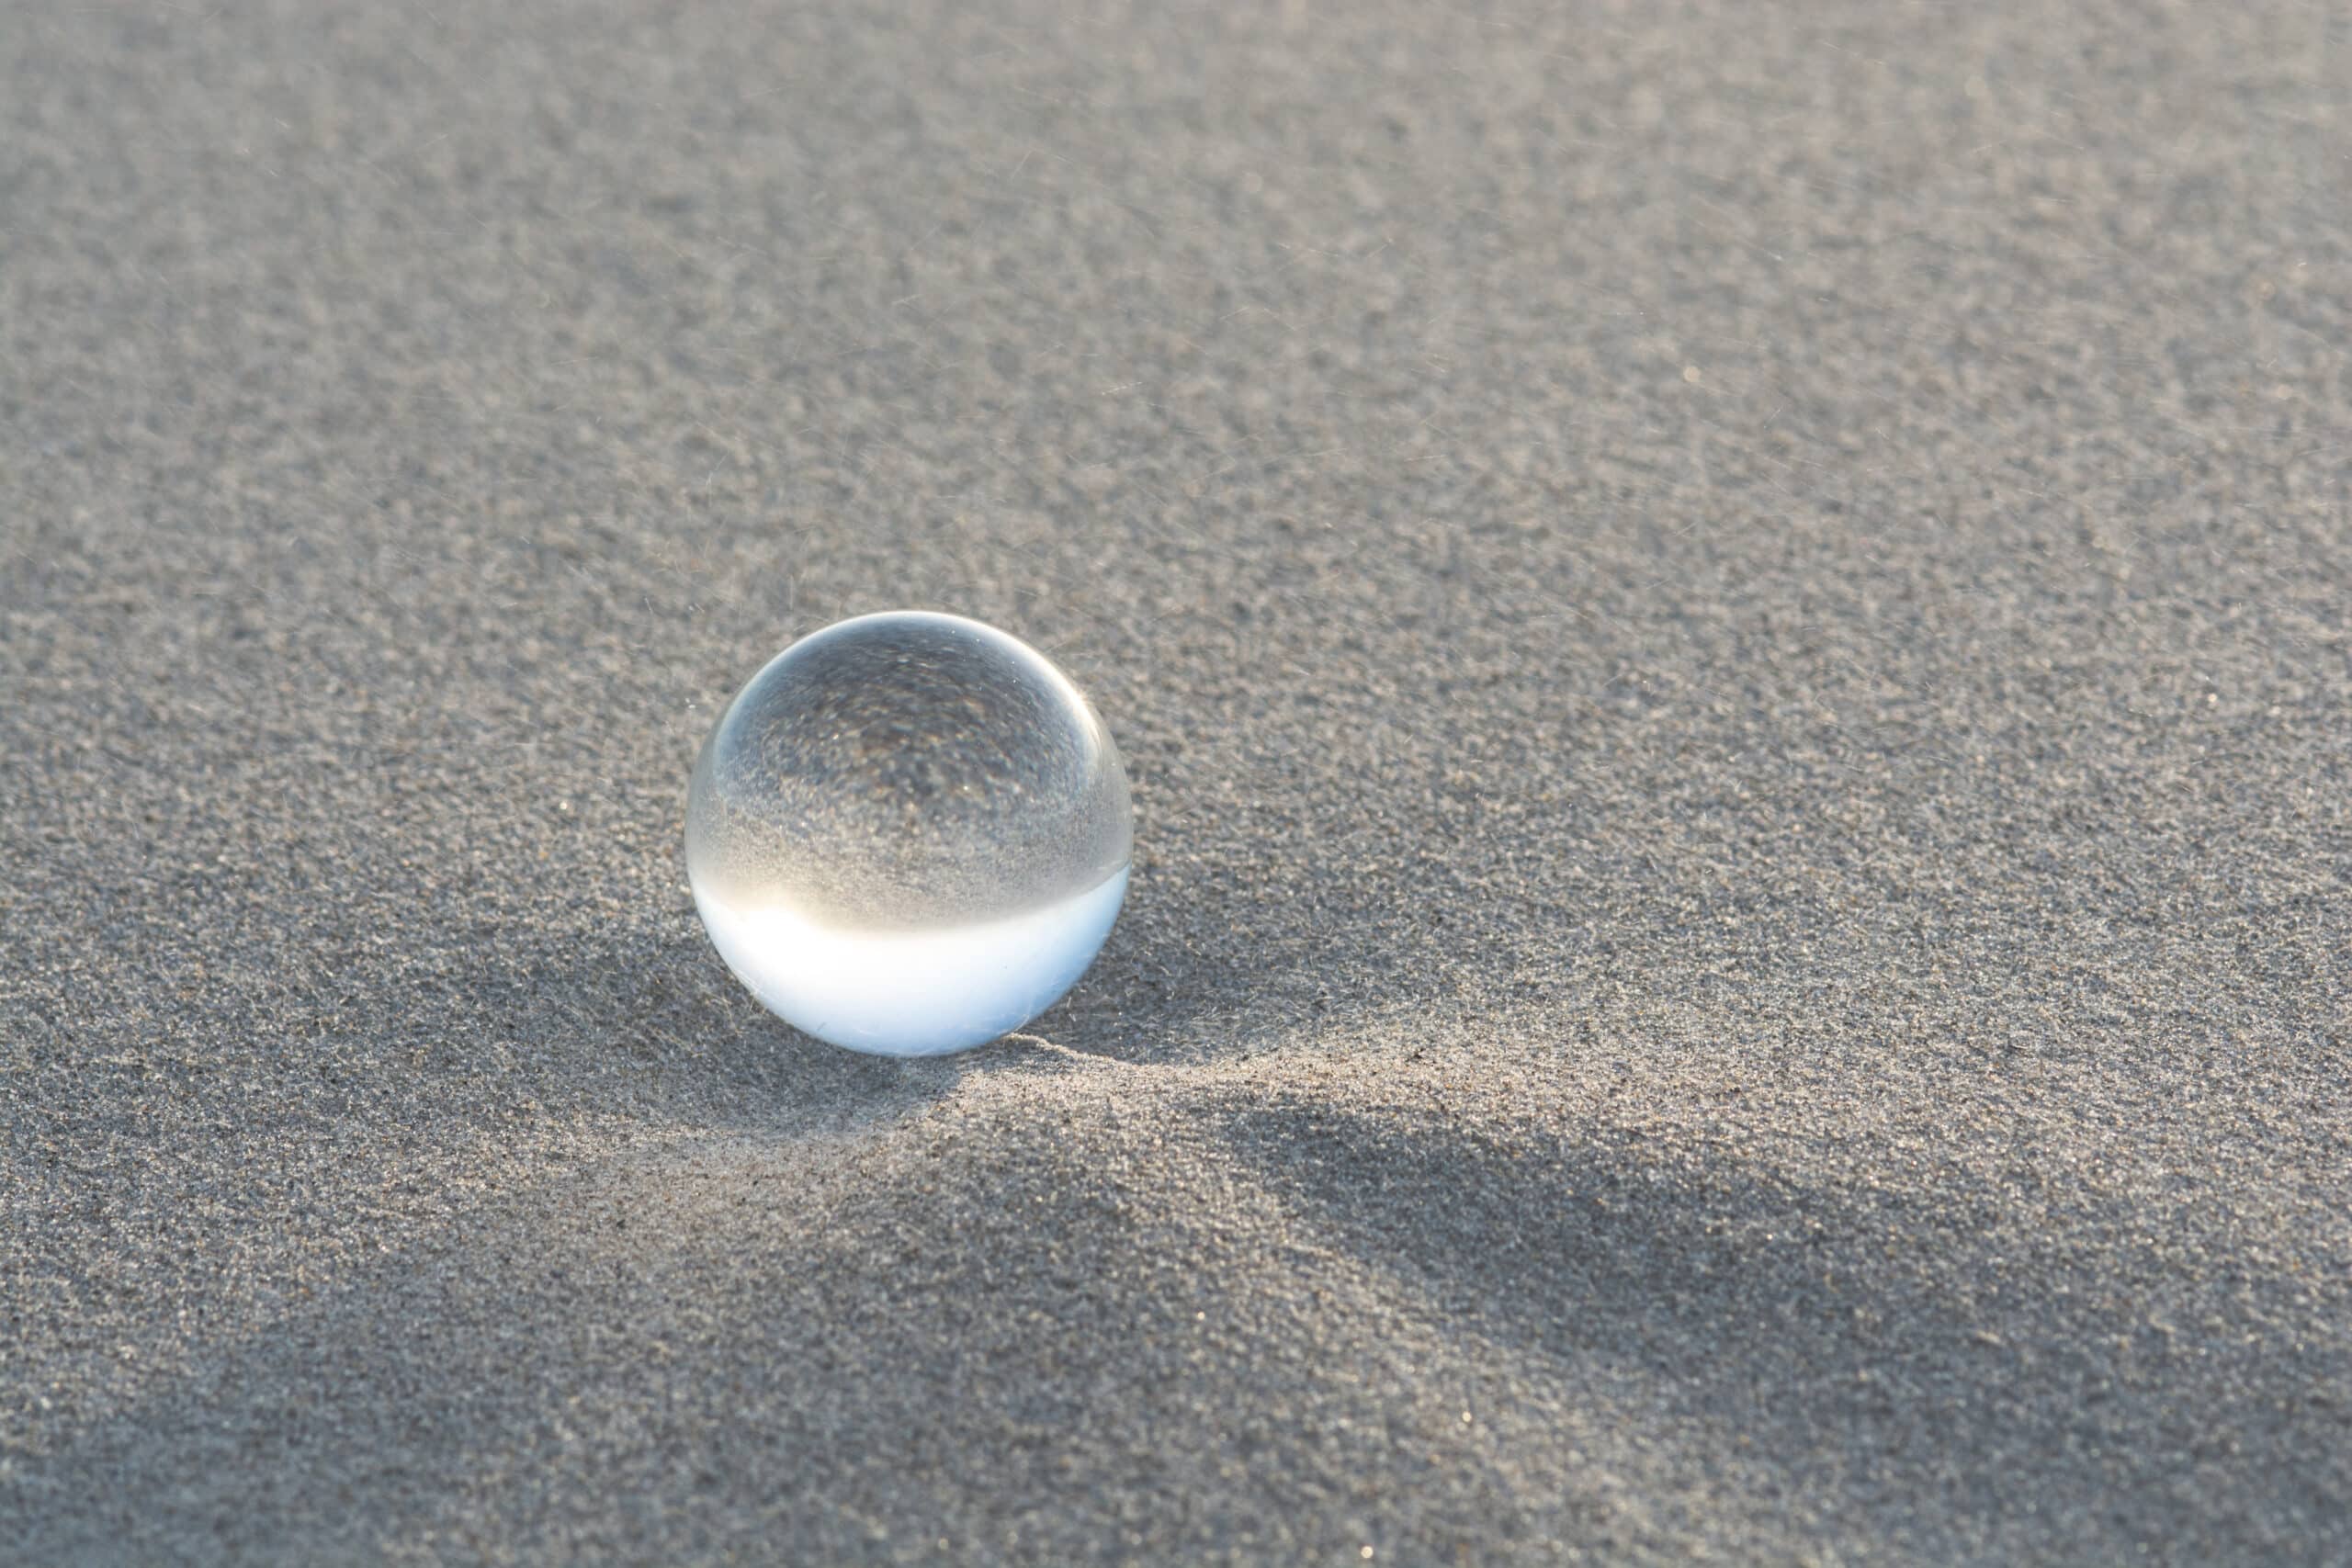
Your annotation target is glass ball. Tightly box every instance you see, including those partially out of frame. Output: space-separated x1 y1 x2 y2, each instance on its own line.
685 611 1132 1056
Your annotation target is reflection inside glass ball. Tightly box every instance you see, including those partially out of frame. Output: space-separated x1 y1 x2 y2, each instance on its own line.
685 611 1132 1055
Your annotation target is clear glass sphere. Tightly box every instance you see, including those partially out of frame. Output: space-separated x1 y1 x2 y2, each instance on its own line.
685 611 1132 1056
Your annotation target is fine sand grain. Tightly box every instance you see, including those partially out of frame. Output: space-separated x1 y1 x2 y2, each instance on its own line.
4 1 2348 1562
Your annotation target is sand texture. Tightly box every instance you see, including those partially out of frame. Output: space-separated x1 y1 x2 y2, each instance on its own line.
4 1 2348 1562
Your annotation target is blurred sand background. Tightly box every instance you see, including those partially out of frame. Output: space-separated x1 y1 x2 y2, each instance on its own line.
4 0 2348 1561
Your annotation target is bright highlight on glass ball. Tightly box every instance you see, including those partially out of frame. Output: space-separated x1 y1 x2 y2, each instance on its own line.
685 611 1132 1056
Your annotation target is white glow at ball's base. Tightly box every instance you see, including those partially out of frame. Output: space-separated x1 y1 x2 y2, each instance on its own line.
691 868 1128 1056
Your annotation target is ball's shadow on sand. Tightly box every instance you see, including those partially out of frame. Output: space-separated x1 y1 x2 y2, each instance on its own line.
391 901 984 1131
458 863 1426 1103
1017 857 1484 1067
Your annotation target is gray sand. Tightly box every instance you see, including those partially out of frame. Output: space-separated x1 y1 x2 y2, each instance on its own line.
4 1 2347 1562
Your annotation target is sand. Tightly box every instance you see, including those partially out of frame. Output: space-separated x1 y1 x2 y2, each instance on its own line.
4 0 2347 1561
